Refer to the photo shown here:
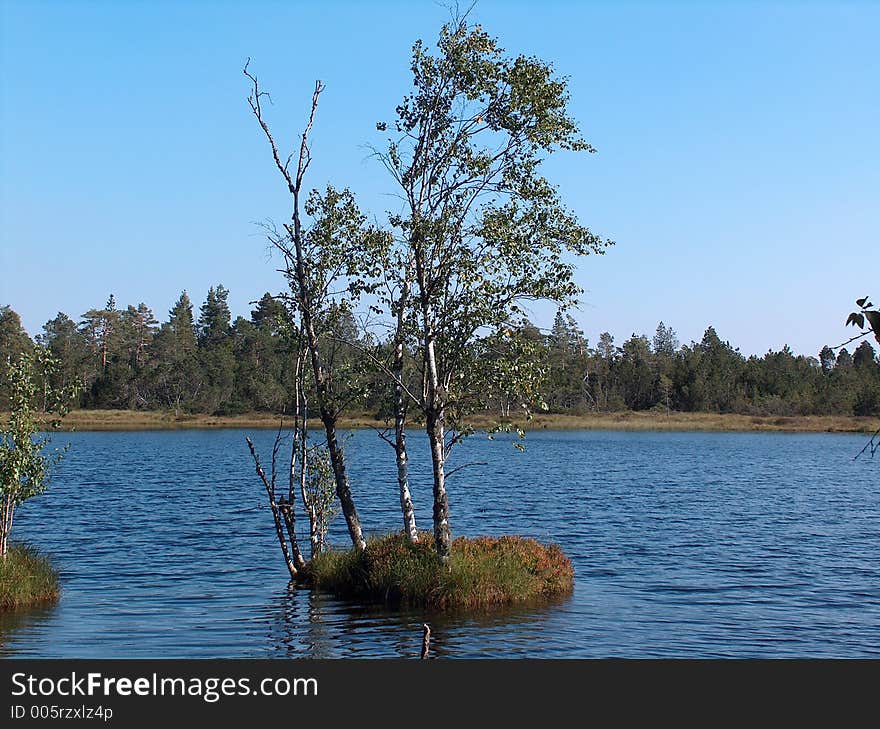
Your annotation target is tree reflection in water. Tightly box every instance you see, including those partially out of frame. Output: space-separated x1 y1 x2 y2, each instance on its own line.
263 583 565 658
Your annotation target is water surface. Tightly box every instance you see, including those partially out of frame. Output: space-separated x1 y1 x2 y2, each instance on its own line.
2 428 878 657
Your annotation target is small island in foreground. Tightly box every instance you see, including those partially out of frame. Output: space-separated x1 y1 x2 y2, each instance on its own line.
309 533 574 610
0 545 59 611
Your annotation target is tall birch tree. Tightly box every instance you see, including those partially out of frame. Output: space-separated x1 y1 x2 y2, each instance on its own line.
376 18 612 560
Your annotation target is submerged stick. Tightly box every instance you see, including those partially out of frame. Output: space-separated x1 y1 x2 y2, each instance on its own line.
420 623 431 659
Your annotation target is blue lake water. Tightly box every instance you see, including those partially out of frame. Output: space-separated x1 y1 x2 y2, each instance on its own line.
2 428 878 658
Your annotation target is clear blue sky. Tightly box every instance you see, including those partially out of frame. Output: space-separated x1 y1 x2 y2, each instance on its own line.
1 0 877 357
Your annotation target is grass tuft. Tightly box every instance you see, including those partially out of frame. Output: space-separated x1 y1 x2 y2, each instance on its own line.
0 544 60 611
309 532 574 610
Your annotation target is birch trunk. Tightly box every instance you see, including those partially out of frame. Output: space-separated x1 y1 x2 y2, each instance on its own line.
415 243 451 561
293 200 366 552
302 476 319 558
320 413 365 550
426 405 451 562
394 389 418 543
0 495 12 557
423 331 451 562
279 500 305 571
282 353 307 572
392 268 418 542
297 394 320 558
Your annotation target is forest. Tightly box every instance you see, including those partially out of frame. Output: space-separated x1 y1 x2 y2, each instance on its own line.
1 291 878 419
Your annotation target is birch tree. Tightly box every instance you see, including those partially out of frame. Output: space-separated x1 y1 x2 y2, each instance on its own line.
0 350 74 557
244 62 387 551
363 250 421 543
375 18 612 561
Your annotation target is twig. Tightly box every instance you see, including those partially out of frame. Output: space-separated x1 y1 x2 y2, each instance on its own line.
854 425 880 461
831 330 872 351
327 335 423 407
368 424 396 448
445 461 488 479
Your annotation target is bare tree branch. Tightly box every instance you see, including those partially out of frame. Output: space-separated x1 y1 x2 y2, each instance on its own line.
327 335 423 407
444 461 488 479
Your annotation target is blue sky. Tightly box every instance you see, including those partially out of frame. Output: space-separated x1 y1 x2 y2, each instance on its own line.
1 0 877 357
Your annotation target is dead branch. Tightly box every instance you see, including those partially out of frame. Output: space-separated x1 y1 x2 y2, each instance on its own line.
296 80 324 188
854 425 880 461
243 59 295 191
246 436 299 578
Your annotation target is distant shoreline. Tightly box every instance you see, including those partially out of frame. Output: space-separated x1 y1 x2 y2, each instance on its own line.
21 409 880 434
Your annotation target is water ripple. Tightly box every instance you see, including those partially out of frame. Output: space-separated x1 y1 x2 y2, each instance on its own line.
2 428 878 657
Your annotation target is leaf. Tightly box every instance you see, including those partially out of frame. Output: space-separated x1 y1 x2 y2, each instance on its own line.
846 312 865 329
865 310 880 331
856 297 868 307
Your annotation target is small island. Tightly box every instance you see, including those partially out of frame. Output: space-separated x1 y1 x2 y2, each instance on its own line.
0 545 59 612
310 533 573 610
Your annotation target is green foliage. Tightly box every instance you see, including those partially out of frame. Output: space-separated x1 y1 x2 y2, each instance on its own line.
461 320 548 420
303 444 337 552
376 18 612 427
0 306 35 409
1 349 75 556
653 322 679 357
36 312 91 409
369 17 615 558
847 295 880 345
0 543 59 610
263 185 391 421
310 531 574 610
228 299 295 414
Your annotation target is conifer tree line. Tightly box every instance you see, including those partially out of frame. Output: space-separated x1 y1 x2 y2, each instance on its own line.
2 299 878 418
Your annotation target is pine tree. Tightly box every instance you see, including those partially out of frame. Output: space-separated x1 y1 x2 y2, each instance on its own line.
196 286 235 413
148 291 200 414
0 306 35 409
652 322 679 357
37 312 90 407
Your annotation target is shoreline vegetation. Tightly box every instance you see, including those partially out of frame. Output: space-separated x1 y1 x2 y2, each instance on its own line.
0 544 59 611
309 532 574 610
17 409 880 434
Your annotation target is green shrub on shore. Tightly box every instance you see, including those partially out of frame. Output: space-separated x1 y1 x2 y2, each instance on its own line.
310 532 574 610
0 545 59 611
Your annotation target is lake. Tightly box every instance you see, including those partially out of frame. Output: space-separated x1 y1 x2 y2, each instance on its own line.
2 428 878 658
